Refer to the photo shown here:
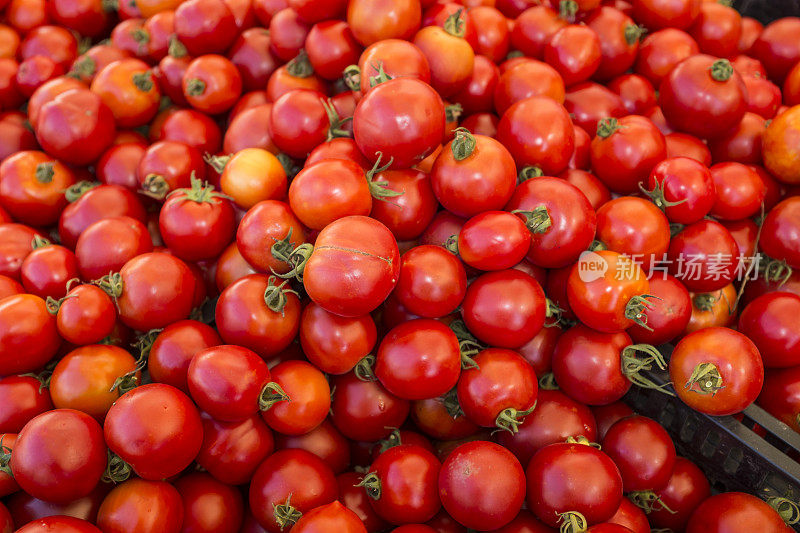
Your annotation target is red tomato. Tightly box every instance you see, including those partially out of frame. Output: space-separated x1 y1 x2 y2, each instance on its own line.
649 457 711 531
760 197 800 270
738 293 800 369
602 415 676 492
709 162 766 220
628 274 692 346
0 377 52 435
174 0 238 56
607 74 657 115
685 492 788 533
565 82 626 137
291 501 367 533
20 242 79 299
670 327 764 415
174 473 243 533
75 216 153 282
260 360 330 435
644 156 715 224
595 197 670 271
347 0 421 47
631 0 700 31
16 517 101 533
751 17 800 84
197 413 275 486
331 371 410 442
544 24 601 86
455 211 530 271
97 479 183 533
0 294 60 376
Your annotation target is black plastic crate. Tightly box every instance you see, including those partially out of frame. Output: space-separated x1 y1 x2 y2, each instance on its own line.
733 0 800 24
623 352 800 530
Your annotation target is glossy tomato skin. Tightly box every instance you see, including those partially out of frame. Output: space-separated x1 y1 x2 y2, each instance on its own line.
564 82 626 138
104 383 204 480
248 448 338 533
0 376 52 434
347 0 421 47
431 134 517 218
215 274 300 358
628 274 692 346
457 348 538 429
183 54 243 115
751 17 800 84
411 397 479 442
439 441 526 531
738 293 800 369
236 200 304 275
300 302 377 375
174 0 238 56
685 492 788 533
526 442 623 528
97 479 184 533
116 252 196 331
148 320 222 393
174 472 244 533
363 444 441 525
338 471 390 532
20 243 79 299
370 168 439 241
331 371 410 442
586 7 640 82
631 0 700 31
668 220 740 293
275 419 350 475
11 409 106 504
496 389 597 468
376 319 461 401
595 197 670 271
197 413 275 486
354 77 445 170
670 327 764 416
505 177 596 269
260 360 330 436
543 24 602 87
393 245 467 318
58 184 147 250
601 415 676 492
291 501 367 533
304 216 400 318
708 162 766 220
645 156 715 224
496 96 574 176
461 269 546 348
659 55 747 140
649 457 711 531
552 326 633 406
0 150 75 227
760 197 800 269
16 516 101 533
75 216 153 282
0 294 60 376
456 211 530 271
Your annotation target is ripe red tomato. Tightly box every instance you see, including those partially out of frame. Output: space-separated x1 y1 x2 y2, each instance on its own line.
299 302 377 375
685 492 788 533
0 150 75 227
454 211 530 271
667 220 740 292
601 415 676 492
670 327 764 416
174 472 244 533
183 54 243 115
197 413 275 486
75 216 153 282
544 24 602 86
631 0 700 31
760 197 800 270
644 157 715 224
290 501 367 533
595 197 670 271
97 479 184 533
439 441 525 531
565 82 626 137
738 293 800 369
0 376 52 434
20 242 79 299
104 383 203 480
0 293 60 376
628 274 692 346
347 0 421 47
461 269 546 348
369 168 439 241
16 516 101 533
586 7 641 82
331 371 410 442
649 457 711 531
58 184 147 249
260 360 330 435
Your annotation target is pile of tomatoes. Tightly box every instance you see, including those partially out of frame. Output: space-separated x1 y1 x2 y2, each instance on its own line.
1 0 800 531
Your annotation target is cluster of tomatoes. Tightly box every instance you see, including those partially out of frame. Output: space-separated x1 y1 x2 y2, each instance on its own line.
1 0 800 531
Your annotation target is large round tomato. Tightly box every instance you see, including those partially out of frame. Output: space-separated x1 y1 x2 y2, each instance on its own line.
738 293 800 369
260 360 331 436
669 327 764 416
649 457 711 531
601 415 676 492
300 302 377 375
0 150 75 227
392 245 466 318
347 0 421 47
685 492 787 533
330 371 410 442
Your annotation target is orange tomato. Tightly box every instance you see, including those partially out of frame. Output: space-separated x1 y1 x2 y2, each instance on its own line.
762 104 800 184
91 58 161 128
220 148 288 209
684 283 737 335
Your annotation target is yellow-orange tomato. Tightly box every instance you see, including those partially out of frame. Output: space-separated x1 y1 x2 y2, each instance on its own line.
91 58 161 128
762 104 800 184
413 20 475 98
684 283 737 335
0 150 76 227
0 24 20 59
214 242 257 292
347 0 422 47
49 345 140 421
220 148 288 209
135 0 183 17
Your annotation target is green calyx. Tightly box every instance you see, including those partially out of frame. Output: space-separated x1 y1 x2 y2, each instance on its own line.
444 234 459 255
169 172 232 204
366 151 403 201
513 206 552 234
64 180 100 202
263 276 299 315
69 55 97 80
355 472 382 501
624 24 646 45
259 382 291 411
354 354 377 382
596 117 622 138
271 242 314 282
132 71 154 92
273 495 302 530
322 98 352 141
629 491 676 514
557 511 587 533
342 65 361 91
621 343 675 395
0 436 12 478
638 179 688 212
538 372 559 390
168 35 187 58
710 59 734 82
185 78 206 96
684 362 725 395
35 162 55 184
31 234 51 250
624 294 660 331
287 50 314 78
565 435 601 449
140 174 170 200
559 0 578 21
375 428 402 454
94 272 124 301
518 166 543 182
367 61 392 87
443 8 466 38
450 127 476 161
440 388 465 419
766 496 800 526
102 450 132 484
495 404 536 434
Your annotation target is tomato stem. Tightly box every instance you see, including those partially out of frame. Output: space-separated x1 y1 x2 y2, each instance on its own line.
451 127 476 161
710 59 734 82
444 8 466 38
440 388 465 418
0 436 12 478
185 78 206 96
322 98 352 141
444 234 459 255
375 428 402 454
565 435 601 448
624 294 660 331
556 511 587 533
545 298 565 328
624 24 646 46
342 65 361 91
538 372 559 390
287 50 314 78
760 256 793 286
628 491 677 514
171 171 232 203
367 61 392 87
558 0 578 21
263 276 299 315
355 472 382 500
132 71 154 92
495 404 536 434
766 497 800 525
140 174 170 200
69 56 97 80
94 272 124 302
273 494 303 530
259 382 291 411
638 179 688 212
684 362 725 395
354 354 377 382
168 35 187 58
692 290 722 312
35 162 55 184
272 242 314 282
445 103 463 124
513 206 552 234
621 343 675 395
518 166 543 182
31 234 51 250
366 152 403 202
596 117 622 138
64 180 100 202
459 339 482 370
102 450 132 484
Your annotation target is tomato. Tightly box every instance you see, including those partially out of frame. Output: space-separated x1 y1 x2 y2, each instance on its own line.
631 0 700 30
411 395 479 442
49 345 138 420
413 12 474 98
331 371 410 442
151 107 223 154
220 149 287 209
261 360 330 435
104 383 203 480
224 104 276 154
11 409 105 503
249 448 338 532
461 269 546 348
215 242 258 291
228 29 279 91
644 156 715 224
586 7 641 82
347 0 421 47
751 17 800 84
743 76 781 119
601 415 675 493
709 162 766 220
667 220 740 292
595 197 670 270
649 457 711 531
75 216 153 282
96 143 146 192
607 74 656 115
457 348 537 432
785 62 800 106
607 498 649 533
439 441 525 530
568 83 626 141
275 419 350 474
455 211 529 270
670 327 764 416
90 59 159 128
174 0 238 56
659 55 747 140
688 2 741 59
543 24 601 87
0 376 52 434
496 389 597 468
268 89 333 159
590 115 666 194
685 284 737 335
761 197 800 272
16 517 101 533
138 140 206 200
16 55 65 99
301 216 400 317
496 96 573 176
628 274 691 346
431 132 515 217
372 169 439 240
738 293 800 369
174 472 244 533
559 169 610 212
376 319 460 401
290 501 367 533
5 0 49 33
0 294 60 376
20 242 79 299
763 105 800 184
685 492 788 533
304 20 361 82
665 133 712 166
197 413 274 485
183 54 243 115
297 302 374 375
509 6 565 59
527 442 623 528
268 8 311 62
355 78 445 170
505 177 596 269
492 59 563 117
97 479 183 533
0 112 37 163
